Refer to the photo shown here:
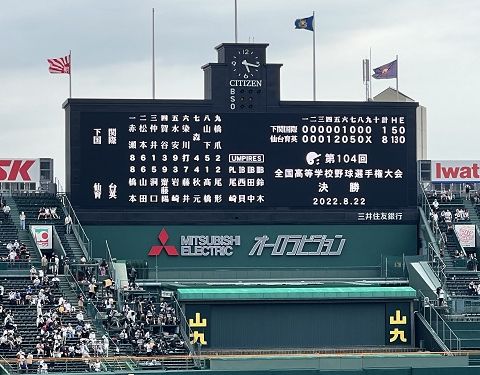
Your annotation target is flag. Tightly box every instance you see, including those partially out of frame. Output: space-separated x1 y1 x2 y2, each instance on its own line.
295 15 314 31
372 59 397 79
47 54 70 74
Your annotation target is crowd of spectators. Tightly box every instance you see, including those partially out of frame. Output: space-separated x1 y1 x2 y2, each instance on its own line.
104 293 187 356
0 256 114 373
467 279 480 295
3 240 31 263
36 207 60 221
429 198 470 230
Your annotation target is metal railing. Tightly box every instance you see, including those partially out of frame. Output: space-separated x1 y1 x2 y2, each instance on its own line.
57 193 91 260
419 183 453 285
105 240 116 284
173 294 203 369
427 242 447 286
0 352 14 375
417 290 461 351
64 267 121 355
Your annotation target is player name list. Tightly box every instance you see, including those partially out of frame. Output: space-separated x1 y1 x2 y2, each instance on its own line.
80 111 415 209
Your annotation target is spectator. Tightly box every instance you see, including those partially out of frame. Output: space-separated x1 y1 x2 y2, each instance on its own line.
53 255 59 274
50 207 60 219
88 283 96 300
19 211 26 231
41 255 48 273
64 215 72 234
128 268 137 287
432 199 439 211
78 294 84 310
466 184 471 199
437 287 445 306
37 207 46 220
3 204 10 219
8 249 17 264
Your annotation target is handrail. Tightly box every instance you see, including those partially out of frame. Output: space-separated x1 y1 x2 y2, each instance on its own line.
57 193 91 260
105 240 116 283
418 182 451 286
173 294 202 368
0 352 14 374
417 290 461 351
64 267 122 357
26 224 43 261
52 225 67 258
427 242 447 286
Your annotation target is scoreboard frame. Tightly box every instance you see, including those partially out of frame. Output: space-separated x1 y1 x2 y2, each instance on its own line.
65 99 418 225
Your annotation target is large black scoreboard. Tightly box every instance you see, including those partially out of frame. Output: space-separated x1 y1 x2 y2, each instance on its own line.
65 43 418 224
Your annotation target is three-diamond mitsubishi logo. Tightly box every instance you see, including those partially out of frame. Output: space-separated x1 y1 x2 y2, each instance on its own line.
148 228 179 256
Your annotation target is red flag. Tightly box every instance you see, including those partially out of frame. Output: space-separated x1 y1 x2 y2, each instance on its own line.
47 55 70 74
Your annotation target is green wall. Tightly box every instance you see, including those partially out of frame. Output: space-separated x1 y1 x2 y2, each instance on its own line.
86 224 416 270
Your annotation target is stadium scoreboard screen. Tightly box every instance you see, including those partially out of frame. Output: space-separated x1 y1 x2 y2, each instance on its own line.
70 108 416 210
65 43 418 223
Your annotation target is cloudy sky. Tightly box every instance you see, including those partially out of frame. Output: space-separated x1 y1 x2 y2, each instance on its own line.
1 0 479 186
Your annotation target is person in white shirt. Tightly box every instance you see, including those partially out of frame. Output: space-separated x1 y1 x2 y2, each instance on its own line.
64 215 72 234
432 199 439 210
76 311 84 323
50 207 60 219
19 212 26 230
102 336 109 357
8 249 16 263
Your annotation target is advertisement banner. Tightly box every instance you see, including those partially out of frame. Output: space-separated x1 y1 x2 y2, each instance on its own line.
30 225 53 250
431 160 480 182
454 224 476 248
85 224 417 270
0 159 40 183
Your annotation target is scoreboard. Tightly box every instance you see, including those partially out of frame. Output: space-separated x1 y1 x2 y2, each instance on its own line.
65 43 418 224
70 107 417 211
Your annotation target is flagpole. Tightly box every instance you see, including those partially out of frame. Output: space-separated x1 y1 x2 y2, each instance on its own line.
312 11 316 101
152 8 156 99
396 54 399 102
369 47 372 100
234 0 238 43
69 50 72 98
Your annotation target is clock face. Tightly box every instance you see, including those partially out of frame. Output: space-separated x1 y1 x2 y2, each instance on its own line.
231 48 261 79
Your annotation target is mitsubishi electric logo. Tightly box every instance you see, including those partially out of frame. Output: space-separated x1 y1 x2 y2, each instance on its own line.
148 228 179 256
147 230 345 258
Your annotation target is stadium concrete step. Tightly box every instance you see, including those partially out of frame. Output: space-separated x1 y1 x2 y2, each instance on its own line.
63 233 85 259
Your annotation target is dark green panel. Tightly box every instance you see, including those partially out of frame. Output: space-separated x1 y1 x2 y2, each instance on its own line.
86 224 416 271
202 302 386 349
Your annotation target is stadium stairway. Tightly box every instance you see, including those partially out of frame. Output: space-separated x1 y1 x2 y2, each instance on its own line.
464 198 480 227
56 226 86 260
11 194 87 261
2 196 40 262
443 320 480 349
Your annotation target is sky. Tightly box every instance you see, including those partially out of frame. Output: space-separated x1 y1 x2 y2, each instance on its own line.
1 0 479 186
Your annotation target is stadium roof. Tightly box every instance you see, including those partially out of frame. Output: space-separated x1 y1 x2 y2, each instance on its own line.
177 286 416 301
